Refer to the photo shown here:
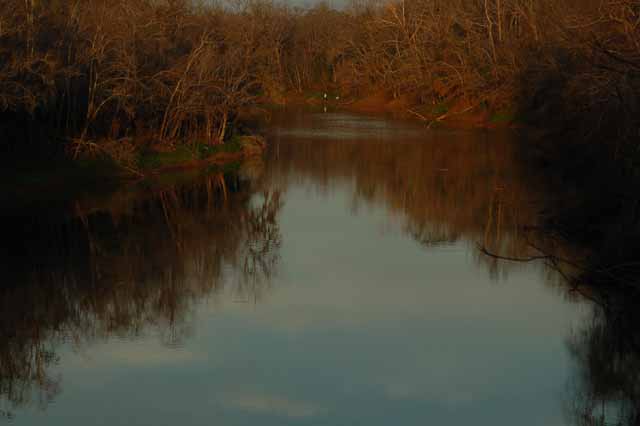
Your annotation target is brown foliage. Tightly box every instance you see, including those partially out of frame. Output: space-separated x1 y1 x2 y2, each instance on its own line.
0 0 638 160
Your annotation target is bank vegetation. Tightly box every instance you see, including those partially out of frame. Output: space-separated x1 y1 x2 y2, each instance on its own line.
1 0 638 171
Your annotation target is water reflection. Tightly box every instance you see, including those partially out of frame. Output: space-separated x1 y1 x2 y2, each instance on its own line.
0 110 635 425
266 111 640 426
0 169 282 419
267 111 554 280
562 255 640 425
566 305 640 426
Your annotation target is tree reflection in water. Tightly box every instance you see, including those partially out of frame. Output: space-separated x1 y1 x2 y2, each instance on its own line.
264 113 640 426
264 122 554 281
2 112 640 424
0 167 282 418
561 241 640 425
566 303 640 426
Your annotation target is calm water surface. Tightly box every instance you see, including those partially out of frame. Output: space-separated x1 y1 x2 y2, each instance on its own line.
1 110 591 425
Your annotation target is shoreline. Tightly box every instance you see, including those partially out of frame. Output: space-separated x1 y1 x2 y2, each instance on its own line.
274 91 520 130
3 135 266 203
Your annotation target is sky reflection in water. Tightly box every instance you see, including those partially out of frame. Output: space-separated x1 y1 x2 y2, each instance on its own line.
3 111 588 426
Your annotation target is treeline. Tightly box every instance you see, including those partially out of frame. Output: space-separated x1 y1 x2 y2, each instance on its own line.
1 0 639 162
0 0 288 162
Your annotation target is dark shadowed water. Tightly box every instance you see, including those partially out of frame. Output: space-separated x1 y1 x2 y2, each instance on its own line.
1 110 595 425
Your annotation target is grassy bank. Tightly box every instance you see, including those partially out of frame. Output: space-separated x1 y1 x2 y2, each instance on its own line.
136 135 265 173
1 135 266 206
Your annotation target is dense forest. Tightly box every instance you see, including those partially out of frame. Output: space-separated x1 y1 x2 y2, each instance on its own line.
1 0 639 170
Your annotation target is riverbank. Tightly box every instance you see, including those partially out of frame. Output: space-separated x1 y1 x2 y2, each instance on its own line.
277 90 518 130
136 135 266 174
2 135 266 206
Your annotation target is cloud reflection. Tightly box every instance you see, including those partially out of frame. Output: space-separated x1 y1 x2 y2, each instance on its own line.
221 391 324 418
